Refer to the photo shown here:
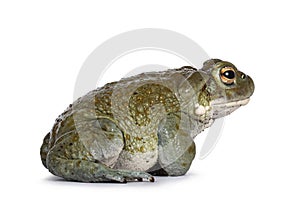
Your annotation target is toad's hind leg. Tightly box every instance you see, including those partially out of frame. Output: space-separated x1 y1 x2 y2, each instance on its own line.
46 119 154 182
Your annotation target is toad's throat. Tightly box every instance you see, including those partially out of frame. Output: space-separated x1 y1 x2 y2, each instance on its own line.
194 98 250 119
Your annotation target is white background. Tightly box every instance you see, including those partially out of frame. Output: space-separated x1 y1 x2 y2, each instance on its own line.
1 0 299 199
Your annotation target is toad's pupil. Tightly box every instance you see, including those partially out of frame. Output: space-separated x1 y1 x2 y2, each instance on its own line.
223 70 235 79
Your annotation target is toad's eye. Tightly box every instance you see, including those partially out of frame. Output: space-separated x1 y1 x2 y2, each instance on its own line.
220 67 236 85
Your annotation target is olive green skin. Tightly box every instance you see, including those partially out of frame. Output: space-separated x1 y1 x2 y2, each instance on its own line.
40 59 254 182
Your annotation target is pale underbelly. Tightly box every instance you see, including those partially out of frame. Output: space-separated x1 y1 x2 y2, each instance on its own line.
113 149 158 171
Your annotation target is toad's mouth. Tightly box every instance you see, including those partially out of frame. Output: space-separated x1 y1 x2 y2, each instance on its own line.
211 98 250 107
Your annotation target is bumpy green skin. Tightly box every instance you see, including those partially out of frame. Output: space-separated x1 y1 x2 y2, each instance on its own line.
40 59 254 182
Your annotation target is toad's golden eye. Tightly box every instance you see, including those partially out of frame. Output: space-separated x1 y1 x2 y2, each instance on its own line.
220 67 236 85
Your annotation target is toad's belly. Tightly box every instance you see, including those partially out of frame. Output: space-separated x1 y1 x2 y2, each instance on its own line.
113 149 158 171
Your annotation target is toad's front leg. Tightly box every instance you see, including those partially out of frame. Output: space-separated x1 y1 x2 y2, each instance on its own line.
148 112 196 176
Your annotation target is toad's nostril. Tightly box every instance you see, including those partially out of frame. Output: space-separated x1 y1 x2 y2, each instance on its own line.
241 73 246 79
